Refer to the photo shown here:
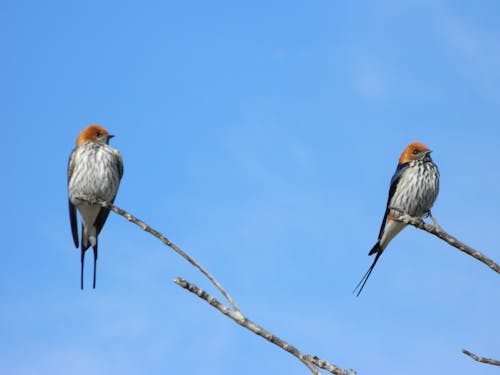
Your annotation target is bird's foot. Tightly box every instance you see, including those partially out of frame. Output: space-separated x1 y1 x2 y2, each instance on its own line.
427 211 442 231
76 195 97 205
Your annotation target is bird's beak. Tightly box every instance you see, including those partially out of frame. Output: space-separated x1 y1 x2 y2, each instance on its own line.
421 149 432 161
102 134 114 145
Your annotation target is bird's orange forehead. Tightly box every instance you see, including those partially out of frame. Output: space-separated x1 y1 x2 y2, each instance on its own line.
399 141 430 164
76 124 109 146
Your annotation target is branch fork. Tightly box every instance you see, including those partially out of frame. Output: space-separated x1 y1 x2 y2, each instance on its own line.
93 199 354 375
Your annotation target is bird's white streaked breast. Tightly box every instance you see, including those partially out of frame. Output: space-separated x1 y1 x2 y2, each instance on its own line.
390 160 439 218
68 142 121 205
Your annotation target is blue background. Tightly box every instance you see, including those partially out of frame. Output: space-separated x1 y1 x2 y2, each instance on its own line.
1 1 499 374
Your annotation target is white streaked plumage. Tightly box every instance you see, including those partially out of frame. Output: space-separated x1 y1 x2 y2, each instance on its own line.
68 125 123 289
355 142 439 296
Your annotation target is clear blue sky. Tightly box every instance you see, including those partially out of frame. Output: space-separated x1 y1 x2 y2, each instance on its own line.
1 1 499 374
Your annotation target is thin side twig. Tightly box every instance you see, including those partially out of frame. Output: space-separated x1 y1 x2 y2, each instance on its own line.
174 277 356 375
95 199 241 313
395 213 500 274
462 349 500 366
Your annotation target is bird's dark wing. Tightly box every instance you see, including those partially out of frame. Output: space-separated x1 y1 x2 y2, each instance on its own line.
69 200 79 248
376 162 408 241
94 207 111 237
68 150 79 248
358 162 410 292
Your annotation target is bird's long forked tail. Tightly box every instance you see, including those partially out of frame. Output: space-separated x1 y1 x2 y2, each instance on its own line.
80 249 85 290
353 242 384 297
92 244 98 289
79 247 97 289
80 240 98 289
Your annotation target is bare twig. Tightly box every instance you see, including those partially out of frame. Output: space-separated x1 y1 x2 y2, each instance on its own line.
94 199 240 313
462 349 500 366
174 277 356 375
395 213 500 274
92 199 355 374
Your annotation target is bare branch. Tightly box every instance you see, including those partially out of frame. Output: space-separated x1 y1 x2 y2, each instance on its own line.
89 199 355 374
395 213 500 274
462 349 500 366
174 277 356 375
94 199 240 312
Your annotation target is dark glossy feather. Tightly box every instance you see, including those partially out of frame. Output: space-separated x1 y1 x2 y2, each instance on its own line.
92 242 98 289
373 162 408 251
68 150 80 249
354 242 383 296
69 200 79 248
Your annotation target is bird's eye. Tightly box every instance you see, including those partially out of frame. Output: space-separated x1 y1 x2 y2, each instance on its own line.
95 132 101 137
413 149 419 155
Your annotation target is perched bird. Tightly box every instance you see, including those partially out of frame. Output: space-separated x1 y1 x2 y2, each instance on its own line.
68 125 123 289
355 141 439 296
